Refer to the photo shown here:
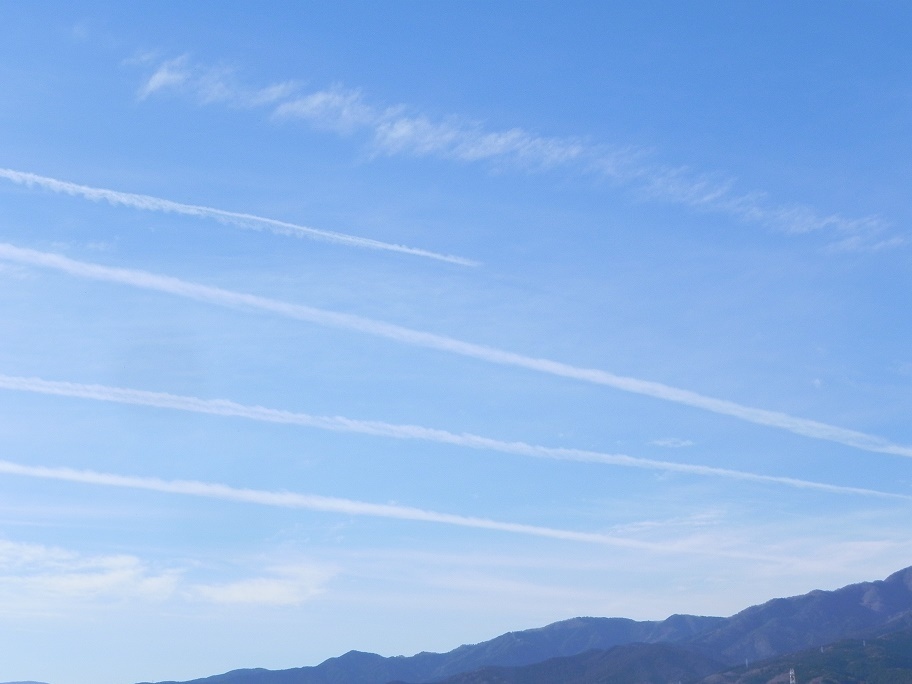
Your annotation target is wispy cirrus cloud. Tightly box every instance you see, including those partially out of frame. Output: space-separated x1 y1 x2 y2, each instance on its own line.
137 54 298 107
0 372 907 501
273 88 587 169
2 242 911 460
369 115 587 168
135 56 900 250
0 167 477 266
276 85 383 133
138 56 190 99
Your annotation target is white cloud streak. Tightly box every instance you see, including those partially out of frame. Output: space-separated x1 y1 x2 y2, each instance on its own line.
137 55 298 107
0 373 907 502
283 91 896 247
0 539 332 609
136 57 897 249
0 167 477 266
2 242 911 459
191 565 333 606
138 56 190 99
0 458 765 558
0 539 179 608
651 438 695 448
273 86 608 170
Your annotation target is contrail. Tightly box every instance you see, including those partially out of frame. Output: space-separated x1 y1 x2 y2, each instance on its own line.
0 458 786 561
0 168 478 267
2 242 910 459
0 373 908 501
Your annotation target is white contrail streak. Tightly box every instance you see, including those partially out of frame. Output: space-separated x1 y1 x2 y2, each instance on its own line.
0 458 768 559
0 373 907 501
0 168 478 267
2 242 910 459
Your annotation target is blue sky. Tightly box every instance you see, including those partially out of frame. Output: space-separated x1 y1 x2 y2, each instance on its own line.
1 3 912 683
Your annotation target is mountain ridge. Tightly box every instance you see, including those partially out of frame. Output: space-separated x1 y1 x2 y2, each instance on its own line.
689 565 912 664
142 565 912 684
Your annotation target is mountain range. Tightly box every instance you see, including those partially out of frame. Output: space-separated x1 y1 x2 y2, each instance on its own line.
144 565 912 684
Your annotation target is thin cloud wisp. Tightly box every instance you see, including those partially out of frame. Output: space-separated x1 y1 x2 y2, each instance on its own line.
136 57 897 250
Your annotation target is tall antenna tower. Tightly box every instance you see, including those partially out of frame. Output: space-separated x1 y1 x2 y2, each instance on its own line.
789 667 796 684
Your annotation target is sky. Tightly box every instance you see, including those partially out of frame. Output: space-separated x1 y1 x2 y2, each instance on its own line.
1 3 911 683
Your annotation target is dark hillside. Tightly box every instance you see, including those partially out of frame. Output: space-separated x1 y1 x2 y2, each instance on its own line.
406 643 725 684
699 627 912 684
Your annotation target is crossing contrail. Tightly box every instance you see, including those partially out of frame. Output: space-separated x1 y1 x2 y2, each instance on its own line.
0 373 907 501
1 241 910 459
0 167 478 266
